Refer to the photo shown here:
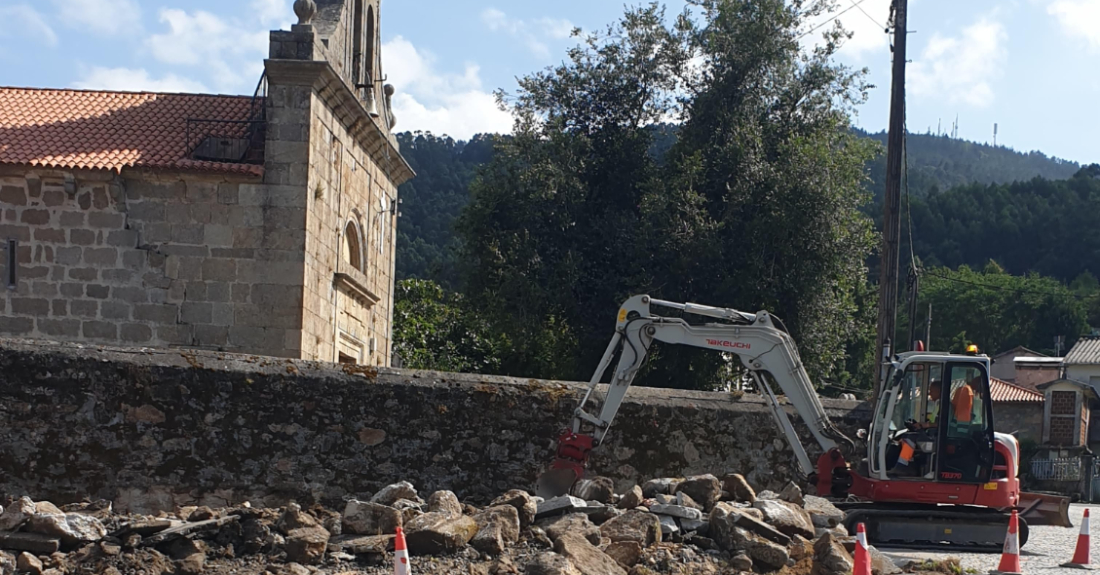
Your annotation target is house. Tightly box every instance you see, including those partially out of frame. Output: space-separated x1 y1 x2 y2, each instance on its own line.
1012 356 1063 391
988 377 1045 443
0 0 414 366
990 345 1045 382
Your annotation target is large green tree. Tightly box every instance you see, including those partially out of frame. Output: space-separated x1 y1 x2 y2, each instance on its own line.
900 263 1090 356
458 0 879 390
392 278 507 373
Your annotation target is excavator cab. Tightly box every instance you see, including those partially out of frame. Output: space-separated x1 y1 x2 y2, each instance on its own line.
869 353 996 487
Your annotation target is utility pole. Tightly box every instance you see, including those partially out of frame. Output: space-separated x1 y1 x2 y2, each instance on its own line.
925 303 932 348
873 0 908 406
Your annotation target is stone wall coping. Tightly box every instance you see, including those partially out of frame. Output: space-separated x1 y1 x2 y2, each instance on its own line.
0 336 871 420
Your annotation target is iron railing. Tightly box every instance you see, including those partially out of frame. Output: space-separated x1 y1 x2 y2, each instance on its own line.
184 71 268 164
1031 457 1083 481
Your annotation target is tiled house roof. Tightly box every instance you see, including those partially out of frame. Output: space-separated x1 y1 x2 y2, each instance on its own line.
0 87 263 176
990 377 1044 404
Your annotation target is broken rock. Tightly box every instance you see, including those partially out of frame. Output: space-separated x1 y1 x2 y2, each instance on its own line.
617 486 643 511
404 512 478 555
536 496 587 520
749 537 790 571
708 503 789 547
16 552 43 575
342 500 402 535
285 526 330 565
604 541 642 568
0 551 13 574
553 533 626 575
649 504 703 521
674 474 722 511
599 510 661 547
720 474 756 504
0 498 35 532
372 482 422 507
25 511 107 547
804 495 845 528
641 478 679 499
730 552 752 571
427 491 463 517
489 490 537 528
656 515 678 536
752 499 814 540
779 481 805 506
538 513 601 546
525 552 582 575
471 505 520 556
813 532 854 575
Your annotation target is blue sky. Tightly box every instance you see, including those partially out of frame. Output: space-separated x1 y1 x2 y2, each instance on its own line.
1 0 1098 164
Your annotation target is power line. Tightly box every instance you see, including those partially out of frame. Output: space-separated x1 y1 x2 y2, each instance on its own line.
797 0 872 40
850 0 887 31
923 270 1094 301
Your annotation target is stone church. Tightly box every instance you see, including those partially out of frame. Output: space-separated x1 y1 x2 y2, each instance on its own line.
0 0 414 366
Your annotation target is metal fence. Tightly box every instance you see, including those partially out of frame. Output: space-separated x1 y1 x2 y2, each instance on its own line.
1031 457 1083 481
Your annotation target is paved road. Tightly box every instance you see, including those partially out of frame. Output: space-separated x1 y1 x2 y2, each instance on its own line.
882 503 1097 573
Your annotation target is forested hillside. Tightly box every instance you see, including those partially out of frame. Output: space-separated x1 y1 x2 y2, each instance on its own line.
395 129 1084 288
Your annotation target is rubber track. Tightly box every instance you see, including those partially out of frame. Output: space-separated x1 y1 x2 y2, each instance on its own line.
839 507 1028 553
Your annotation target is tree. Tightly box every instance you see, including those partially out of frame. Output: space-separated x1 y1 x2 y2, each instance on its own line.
392 279 506 373
902 264 1089 356
458 0 879 390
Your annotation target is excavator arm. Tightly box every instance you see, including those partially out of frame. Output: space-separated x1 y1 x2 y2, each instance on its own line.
536 294 854 498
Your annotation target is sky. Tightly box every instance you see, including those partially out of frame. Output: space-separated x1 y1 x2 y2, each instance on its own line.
1 0 1098 165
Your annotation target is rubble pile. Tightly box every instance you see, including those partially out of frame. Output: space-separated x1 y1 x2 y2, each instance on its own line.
0 474 904 575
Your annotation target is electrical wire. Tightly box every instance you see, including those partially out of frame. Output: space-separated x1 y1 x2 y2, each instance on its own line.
849 0 886 31
796 0 872 40
923 270 1094 301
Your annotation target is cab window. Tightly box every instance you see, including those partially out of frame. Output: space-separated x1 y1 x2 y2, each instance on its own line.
938 363 993 482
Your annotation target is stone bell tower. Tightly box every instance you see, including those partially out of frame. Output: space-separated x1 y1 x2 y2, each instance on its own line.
265 0 415 366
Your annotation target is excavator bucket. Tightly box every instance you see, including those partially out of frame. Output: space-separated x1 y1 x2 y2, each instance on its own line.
535 467 582 500
1018 491 1073 528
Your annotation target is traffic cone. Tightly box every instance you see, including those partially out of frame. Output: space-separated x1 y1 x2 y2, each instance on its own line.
992 509 1023 575
853 522 872 575
1062 508 1094 569
394 526 411 575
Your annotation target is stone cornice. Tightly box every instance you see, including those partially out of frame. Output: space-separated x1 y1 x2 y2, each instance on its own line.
264 58 416 187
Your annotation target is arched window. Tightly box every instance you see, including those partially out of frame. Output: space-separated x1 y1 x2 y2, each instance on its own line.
365 6 375 83
351 0 363 86
344 221 363 271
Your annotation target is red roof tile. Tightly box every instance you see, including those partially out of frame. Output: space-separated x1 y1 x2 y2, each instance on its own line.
990 377 1044 404
0 87 263 176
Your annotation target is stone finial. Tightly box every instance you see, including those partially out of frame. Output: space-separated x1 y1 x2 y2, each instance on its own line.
293 0 317 25
383 84 397 129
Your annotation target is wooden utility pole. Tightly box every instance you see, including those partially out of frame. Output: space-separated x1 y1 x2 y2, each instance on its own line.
873 0 908 406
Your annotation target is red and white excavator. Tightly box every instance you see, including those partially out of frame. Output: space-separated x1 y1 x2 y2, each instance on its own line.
535 294 1072 550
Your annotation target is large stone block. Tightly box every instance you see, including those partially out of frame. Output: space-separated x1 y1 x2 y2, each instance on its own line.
82 321 118 339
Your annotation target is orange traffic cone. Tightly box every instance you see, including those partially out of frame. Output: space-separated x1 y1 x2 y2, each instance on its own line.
394 526 411 575
1062 508 1094 569
992 509 1023 575
853 522 872 575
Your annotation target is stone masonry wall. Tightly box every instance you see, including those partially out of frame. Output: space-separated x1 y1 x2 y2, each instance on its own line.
0 338 870 515
301 90 398 365
0 168 303 357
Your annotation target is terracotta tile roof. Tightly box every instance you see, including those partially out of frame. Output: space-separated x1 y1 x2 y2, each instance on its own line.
990 377 1044 404
0 87 264 176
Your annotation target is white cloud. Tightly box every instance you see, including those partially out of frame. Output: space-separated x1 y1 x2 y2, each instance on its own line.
51 0 141 36
72 66 209 93
251 0 293 28
909 17 1008 107
480 8 575 59
1047 0 1100 51
145 8 269 93
801 0 892 59
0 5 58 47
382 36 513 139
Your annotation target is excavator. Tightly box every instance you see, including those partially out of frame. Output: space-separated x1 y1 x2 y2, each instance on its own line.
534 294 1073 550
